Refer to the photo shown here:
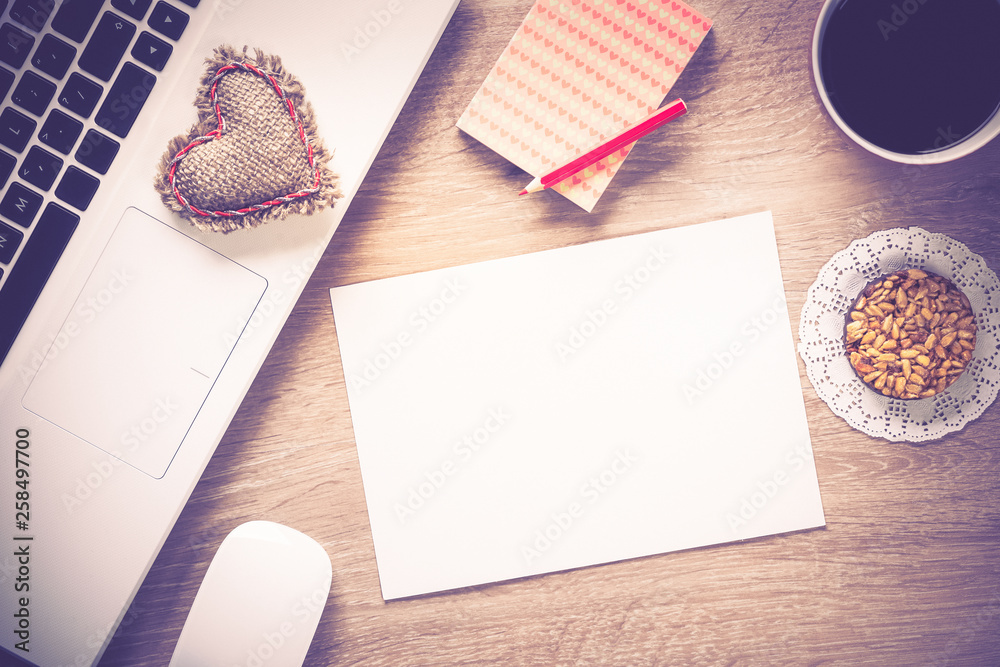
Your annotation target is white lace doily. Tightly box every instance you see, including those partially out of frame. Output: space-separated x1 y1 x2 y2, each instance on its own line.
798 227 1000 442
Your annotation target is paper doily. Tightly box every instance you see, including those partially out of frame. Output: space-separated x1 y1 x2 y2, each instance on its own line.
798 227 1000 442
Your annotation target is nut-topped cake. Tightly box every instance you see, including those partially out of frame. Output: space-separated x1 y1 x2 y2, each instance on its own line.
845 268 977 399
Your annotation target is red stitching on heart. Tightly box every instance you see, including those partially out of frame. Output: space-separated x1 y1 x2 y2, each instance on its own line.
167 61 322 219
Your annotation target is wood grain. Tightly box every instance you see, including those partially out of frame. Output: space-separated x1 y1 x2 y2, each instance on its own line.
98 0 1000 665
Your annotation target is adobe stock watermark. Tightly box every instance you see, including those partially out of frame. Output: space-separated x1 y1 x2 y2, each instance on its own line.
183 515 267 559
103 69 156 126
682 289 788 404
725 442 814 532
521 448 639 566
60 395 178 514
18 265 134 387
393 407 511 524
73 595 153 665
0 550 18 587
930 587 1000 666
222 239 327 348
215 0 249 21
555 246 672 362
6 3 48 49
238 577 331 667
847 161 930 237
931 125 963 151
347 277 467 394
877 0 932 41
340 0 409 62
94 595 152 657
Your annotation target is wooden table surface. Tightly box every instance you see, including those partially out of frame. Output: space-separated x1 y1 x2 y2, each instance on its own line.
99 0 1000 664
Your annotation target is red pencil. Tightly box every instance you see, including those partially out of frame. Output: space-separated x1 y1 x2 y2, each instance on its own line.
519 98 688 195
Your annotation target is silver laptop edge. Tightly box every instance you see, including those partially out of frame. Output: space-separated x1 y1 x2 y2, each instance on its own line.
0 0 460 664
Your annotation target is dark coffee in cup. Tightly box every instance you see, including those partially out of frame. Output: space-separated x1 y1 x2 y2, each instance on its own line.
814 0 1000 161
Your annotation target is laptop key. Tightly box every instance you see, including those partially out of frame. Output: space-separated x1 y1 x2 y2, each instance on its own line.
55 165 99 210
174 0 199 6
50 0 103 43
31 33 77 79
75 129 119 174
111 0 152 21
19 145 63 190
0 22 35 68
132 31 171 71
11 70 56 116
79 12 136 82
9 0 55 33
59 72 103 118
0 202 79 365
39 108 83 154
0 219 24 264
0 66 13 100
0 181 43 226
0 149 15 188
0 106 36 152
148 2 188 41
94 62 155 138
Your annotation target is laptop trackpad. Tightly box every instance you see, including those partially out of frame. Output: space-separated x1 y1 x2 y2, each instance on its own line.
22 207 267 478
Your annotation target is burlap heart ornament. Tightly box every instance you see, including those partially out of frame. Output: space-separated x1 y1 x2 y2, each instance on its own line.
155 46 340 232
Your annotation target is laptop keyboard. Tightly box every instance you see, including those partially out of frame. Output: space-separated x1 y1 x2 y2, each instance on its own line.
0 0 200 366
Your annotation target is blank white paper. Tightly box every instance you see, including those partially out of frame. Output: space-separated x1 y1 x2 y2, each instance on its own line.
330 211 825 600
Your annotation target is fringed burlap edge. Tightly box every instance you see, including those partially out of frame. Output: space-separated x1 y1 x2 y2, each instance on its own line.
154 45 341 233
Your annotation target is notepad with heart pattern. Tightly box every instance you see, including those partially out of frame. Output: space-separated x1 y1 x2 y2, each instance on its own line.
457 0 712 211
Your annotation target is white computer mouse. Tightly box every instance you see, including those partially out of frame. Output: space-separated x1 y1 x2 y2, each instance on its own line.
169 520 332 667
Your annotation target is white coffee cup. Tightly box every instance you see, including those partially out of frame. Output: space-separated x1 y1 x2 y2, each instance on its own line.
812 0 1000 164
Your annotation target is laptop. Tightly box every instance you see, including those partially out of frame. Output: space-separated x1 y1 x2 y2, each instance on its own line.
0 0 460 664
